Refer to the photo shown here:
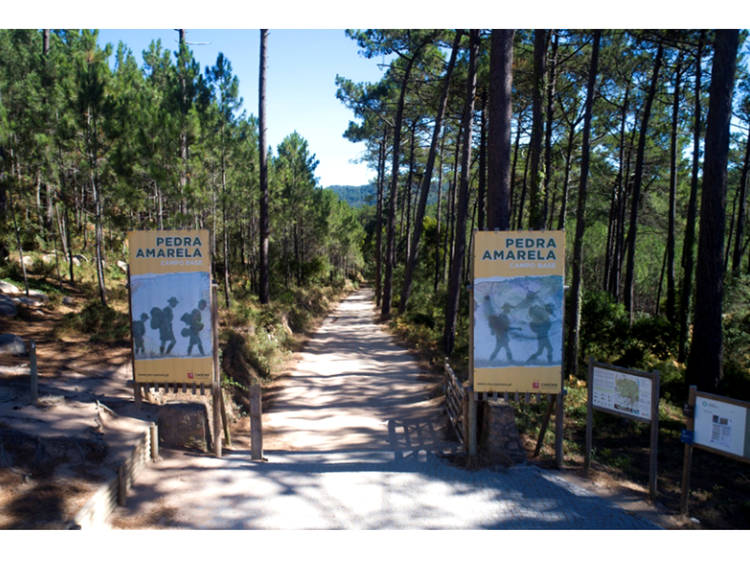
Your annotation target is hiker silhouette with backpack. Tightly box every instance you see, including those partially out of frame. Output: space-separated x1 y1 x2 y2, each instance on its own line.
150 296 178 355
484 295 519 363
181 299 207 356
132 312 149 356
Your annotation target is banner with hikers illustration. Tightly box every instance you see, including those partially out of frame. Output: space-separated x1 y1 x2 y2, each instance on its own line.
127 230 214 384
472 230 565 393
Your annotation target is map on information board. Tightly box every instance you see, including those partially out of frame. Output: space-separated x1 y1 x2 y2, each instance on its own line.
592 366 652 421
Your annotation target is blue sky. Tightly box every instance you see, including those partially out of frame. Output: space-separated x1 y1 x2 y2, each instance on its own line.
96 29 389 188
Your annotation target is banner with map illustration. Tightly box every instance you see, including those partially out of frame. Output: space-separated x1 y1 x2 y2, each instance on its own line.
472 230 565 393
127 230 213 384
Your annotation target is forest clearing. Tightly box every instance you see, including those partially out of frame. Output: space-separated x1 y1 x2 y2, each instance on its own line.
1 28 750 530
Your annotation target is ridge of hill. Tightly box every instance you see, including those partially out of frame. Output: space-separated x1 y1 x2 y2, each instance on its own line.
324 183 445 208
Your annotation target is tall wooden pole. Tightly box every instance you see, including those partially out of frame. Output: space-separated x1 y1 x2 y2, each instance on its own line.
212 284 222 458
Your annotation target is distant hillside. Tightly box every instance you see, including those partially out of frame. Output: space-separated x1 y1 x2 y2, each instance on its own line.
325 184 376 208
325 183 445 208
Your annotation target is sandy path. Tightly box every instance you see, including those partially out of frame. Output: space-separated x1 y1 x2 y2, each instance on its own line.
108 289 660 530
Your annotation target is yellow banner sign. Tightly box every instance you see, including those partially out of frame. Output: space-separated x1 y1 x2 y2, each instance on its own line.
128 230 213 384
472 230 565 393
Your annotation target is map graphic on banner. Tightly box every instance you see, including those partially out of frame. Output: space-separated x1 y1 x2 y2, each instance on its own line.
472 231 565 393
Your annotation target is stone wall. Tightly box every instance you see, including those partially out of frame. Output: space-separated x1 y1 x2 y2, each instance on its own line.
480 399 527 467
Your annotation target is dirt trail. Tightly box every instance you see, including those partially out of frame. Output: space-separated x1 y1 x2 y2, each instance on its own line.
261 288 454 454
108 289 662 530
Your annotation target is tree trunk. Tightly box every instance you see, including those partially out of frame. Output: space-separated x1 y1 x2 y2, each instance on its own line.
382 44 423 319
678 33 705 363
478 89 487 231
542 31 558 228
527 29 547 230
399 31 460 313
375 130 387 306
565 30 600 379
487 29 515 231
444 30 479 356
731 130 750 276
686 29 739 392
624 41 664 322
258 29 270 304
666 53 683 321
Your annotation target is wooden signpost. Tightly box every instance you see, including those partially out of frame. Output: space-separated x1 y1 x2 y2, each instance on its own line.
680 386 750 515
470 230 566 467
585 358 660 500
127 230 227 458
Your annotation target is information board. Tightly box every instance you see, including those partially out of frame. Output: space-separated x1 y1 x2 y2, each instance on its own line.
694 394 750 459
592 366 653 421
472 230 565 393
127 230 213 384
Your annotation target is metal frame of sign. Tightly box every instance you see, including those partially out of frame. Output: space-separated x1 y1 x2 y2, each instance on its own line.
585 358 660 500
680 386 750 515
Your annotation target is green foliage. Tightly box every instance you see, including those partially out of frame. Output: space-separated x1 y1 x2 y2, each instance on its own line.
579 289 680 383
59 300 130 343
721 275 750 400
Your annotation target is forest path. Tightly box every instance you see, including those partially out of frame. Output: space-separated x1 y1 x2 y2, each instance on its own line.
109 289 660 530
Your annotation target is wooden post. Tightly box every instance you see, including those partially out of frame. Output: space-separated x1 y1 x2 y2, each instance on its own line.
29 340 38 404
220 387 232 447
533 395 555 457
467 390 478 466
211 285 222 458
250 383 263 460
584 358 594 475
126 265 141 406
555 391 564 468
117 464 127 506
150 422 159 462
649 371 660 500
680 385 697 515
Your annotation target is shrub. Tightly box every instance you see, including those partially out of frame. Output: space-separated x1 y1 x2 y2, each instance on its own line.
60 300 130 343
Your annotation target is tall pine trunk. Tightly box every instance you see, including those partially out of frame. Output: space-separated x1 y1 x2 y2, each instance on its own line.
731 130 750 276
400 31 461 314
382 44 423 319
527 29 547 230
258 29 270 304
678 33 705 363
487 29 514 230
565 30 600 378
444 30 479 356
624 41 663 322
686 29 739 392
666 54 683 321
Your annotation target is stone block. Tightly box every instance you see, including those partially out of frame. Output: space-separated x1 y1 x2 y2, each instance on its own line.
480 399 527 467
0 334 25 355
157 401 211 452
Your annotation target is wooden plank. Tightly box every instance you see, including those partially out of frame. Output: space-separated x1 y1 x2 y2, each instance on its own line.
220 387 231 447
649 371 660 500
29 340 38 404
585 358 594 474
250 383 263 460
150 423 159 461
211 285 222 458
680 386 696 515
126 265 141 407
